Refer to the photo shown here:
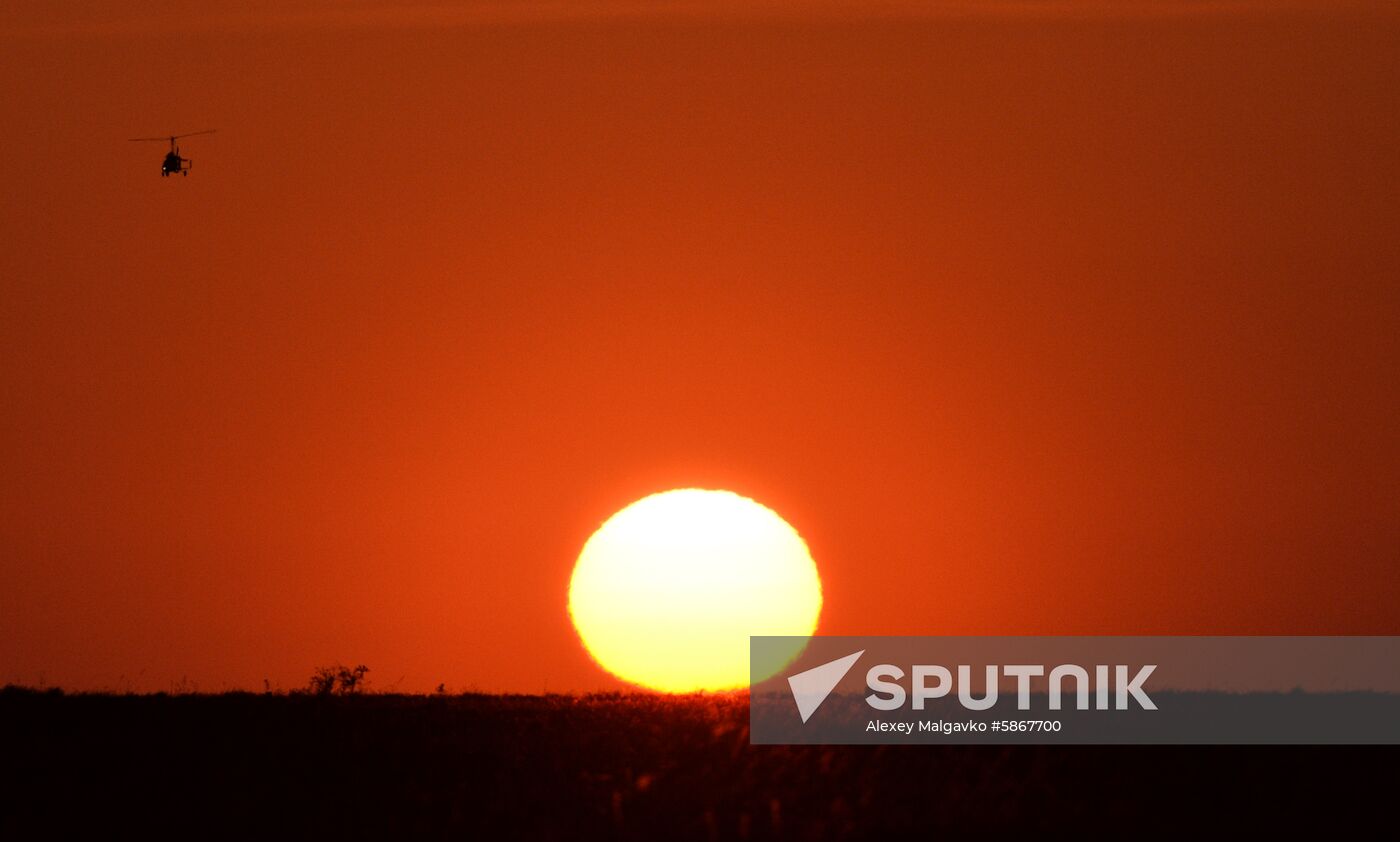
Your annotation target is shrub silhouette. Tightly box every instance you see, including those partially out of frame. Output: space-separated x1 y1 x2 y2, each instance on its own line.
308 664 370 696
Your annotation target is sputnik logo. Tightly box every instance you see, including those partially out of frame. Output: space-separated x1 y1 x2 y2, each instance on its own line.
784 649 1159 722
787 650 864 723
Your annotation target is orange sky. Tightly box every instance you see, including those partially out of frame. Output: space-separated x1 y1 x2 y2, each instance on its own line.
2 1 1397 693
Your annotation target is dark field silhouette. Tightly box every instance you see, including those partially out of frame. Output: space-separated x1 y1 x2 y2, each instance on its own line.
0 686 1391 837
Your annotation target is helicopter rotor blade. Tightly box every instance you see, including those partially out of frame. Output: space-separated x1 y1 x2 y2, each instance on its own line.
127 130 216 142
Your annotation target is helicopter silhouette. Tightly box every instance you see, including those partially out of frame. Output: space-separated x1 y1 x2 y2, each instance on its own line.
128 129 216 176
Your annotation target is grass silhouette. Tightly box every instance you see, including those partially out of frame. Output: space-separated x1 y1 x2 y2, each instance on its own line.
0 685 1390 836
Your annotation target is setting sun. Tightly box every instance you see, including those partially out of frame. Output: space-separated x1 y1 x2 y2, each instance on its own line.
568 489 823 692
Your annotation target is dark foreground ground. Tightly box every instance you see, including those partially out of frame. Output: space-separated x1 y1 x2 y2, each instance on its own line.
1 687 1392 838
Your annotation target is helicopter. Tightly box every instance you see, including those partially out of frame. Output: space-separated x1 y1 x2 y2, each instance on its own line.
128 129 216 176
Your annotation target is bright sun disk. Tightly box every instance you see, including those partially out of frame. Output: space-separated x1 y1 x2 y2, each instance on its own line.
568 488 823 692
